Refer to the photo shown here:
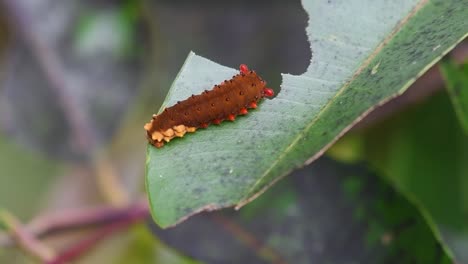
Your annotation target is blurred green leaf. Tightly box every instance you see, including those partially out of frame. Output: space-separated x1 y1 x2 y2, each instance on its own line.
363 92 468 263
326 133 365 164
341 172 452 264
74 0 140 58
440 59 468 134
0 248 33 264
0 135 62 219
0 217 5 231
146 0 468 227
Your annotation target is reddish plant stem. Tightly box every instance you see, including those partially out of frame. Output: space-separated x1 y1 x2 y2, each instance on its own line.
0 211 55 262
0 200 149 248
32 201 147 239
47 205 149 264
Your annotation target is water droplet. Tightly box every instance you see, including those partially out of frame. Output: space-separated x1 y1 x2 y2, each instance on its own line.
229 168 233 174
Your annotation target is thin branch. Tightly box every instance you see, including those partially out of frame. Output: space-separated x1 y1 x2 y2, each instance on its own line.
46 203 149 264
0 210 55 262
93 155 130 207
0 199 149 248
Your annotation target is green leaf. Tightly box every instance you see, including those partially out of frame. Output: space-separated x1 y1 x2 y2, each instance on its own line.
74 0 139 58
157 160 451 263
146 0 468 227
363 93 468 263
440 59 468 134
0 134 62 219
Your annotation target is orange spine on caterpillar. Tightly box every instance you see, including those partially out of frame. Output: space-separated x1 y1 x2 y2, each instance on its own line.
144 64 274 148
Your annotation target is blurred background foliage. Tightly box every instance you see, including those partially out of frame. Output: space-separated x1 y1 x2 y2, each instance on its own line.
0 0 466 263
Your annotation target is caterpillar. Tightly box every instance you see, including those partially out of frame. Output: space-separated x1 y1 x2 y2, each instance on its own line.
144 64 274 148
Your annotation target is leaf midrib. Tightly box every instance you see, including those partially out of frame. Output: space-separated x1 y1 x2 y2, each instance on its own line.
238 0 429 206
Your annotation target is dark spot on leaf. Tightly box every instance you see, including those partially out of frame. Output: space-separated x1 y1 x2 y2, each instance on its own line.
193 187 206 194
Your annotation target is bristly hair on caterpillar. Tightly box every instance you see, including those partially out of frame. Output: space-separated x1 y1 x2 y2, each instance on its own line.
144 64 274 148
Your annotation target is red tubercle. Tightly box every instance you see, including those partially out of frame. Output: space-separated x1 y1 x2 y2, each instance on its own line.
263 88 274 97
239 64 249 74
200 123 209 128
213 119 222 125
249 101 257 109
227 114 236 121
239 108 248 115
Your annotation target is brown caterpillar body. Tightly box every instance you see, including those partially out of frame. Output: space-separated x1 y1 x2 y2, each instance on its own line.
144 64 274 148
